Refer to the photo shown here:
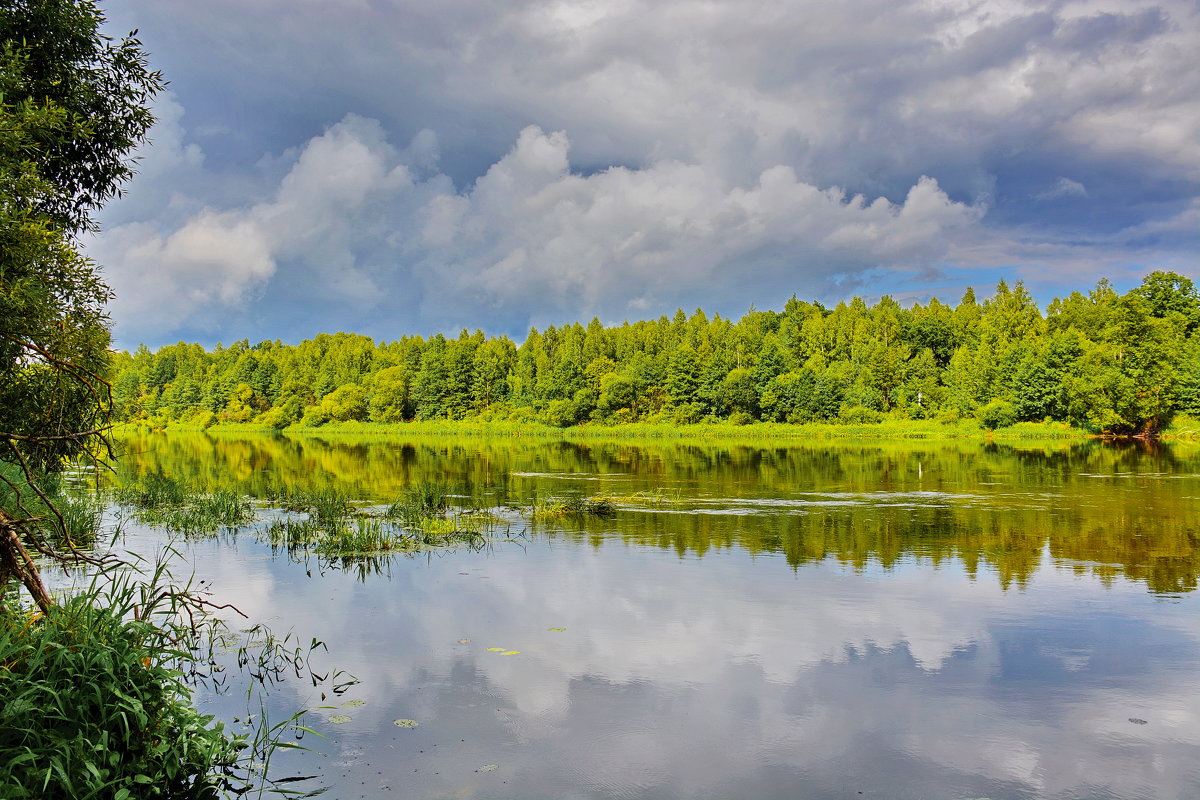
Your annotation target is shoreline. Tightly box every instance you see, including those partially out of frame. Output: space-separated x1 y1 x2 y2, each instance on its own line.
112 418 1108 442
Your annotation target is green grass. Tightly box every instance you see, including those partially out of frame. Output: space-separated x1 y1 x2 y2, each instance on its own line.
266 487 354 526
1 559 239 798
115 477 255 535
1161 414 1200 441
199 417 1092 442
528 494 617 520
385 481 450 525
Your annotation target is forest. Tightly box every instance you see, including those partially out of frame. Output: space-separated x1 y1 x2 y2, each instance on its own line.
110 272 1200 435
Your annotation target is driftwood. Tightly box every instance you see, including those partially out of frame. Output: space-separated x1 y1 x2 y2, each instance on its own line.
0 509 54 613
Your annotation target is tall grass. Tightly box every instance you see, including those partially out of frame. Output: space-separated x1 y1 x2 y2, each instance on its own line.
386 481 449 525
266 487 353 527
116 477 255 535
0 549 322 798
528 493 616 520
1 461 103 551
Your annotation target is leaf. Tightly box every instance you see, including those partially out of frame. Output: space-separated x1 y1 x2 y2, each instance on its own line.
328 715 352 724
393 719 419 728
458 638 471 643
547 627 566 632
478 764 498 772
486 647 506 652
502 650 520 655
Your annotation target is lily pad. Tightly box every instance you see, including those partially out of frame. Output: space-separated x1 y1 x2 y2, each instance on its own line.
477 764 498 772
343 699 366 707
486 647 506 652
393 718 419 728
547 627 566 632
329 715 352 725
502 650 521 655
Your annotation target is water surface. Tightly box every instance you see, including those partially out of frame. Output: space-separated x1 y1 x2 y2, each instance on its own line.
106 433 1200 799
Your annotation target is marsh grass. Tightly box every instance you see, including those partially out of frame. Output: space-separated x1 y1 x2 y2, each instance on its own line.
1 462 104 551
117 477 256 535
386 480 449 525
266 487 355 527
263 484 493 562
528 494 617 520
593 489 681 508
0 548 321 798
318 518 394 556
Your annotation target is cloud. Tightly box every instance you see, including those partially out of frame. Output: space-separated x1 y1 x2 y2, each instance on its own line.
90 0 1200 345
91 118 984 346
1035 177 1089 201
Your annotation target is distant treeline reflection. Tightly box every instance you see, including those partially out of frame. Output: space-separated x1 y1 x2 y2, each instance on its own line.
112 433 1200 595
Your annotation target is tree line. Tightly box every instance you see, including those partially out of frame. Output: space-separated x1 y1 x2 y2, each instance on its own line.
111 272 1200 435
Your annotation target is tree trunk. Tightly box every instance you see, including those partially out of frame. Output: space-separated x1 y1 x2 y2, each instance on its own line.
0 510 53 614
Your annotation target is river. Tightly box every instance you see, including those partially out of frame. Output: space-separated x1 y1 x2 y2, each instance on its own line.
98 432 1200 799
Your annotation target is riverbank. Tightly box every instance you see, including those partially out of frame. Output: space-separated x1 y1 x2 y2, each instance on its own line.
115 417 1099 441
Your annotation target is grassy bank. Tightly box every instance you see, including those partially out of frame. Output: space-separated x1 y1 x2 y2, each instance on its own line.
1 561 248 798
115 417 1093 442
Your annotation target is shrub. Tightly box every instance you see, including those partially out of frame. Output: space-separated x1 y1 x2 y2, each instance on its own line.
978 399 1018 430
0 578 240 798
838 405 884 425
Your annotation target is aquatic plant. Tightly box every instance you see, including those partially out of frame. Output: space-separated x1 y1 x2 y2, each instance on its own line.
386 480 450 524
528 494 616 519
318 518 395 556
116 479 255 535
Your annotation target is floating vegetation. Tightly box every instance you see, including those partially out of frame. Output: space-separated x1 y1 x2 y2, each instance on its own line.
116 477 255 534
343 699 365 707
486 647 506 652
393 719 419 728
328 715 352 725
262 491 492 563
477 764 498 772
547 627 566 632
527 493 616 520
502 650 520 655
386 480 450 524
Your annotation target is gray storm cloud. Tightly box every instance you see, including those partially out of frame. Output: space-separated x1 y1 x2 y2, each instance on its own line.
91 114 983 343
89 0 1200 345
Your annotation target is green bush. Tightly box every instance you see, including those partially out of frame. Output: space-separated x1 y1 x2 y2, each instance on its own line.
0 577 240 798
838 405 884 425
978 399 1018 430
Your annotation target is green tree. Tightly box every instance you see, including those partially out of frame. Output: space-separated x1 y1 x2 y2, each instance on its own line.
1 0 161 610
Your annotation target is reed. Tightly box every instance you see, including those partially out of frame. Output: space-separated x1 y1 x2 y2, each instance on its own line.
117 478 255 535
529 494 617 520
0 550 317 797
386 480 450 525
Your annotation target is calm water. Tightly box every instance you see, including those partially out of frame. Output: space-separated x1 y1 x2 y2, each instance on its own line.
103 433 1200 799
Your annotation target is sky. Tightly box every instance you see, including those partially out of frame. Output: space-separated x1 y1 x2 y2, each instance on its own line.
86 0 1200 349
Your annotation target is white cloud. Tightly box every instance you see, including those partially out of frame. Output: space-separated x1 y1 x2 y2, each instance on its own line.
91 118 985 344
90 0 1200 344
1035 176 1089 201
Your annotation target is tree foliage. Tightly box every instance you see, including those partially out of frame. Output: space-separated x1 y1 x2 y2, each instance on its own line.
112 272 1200 438
1 0 162 609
